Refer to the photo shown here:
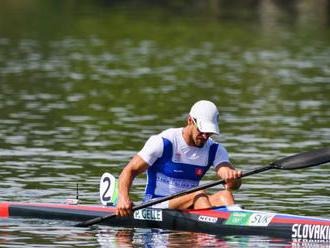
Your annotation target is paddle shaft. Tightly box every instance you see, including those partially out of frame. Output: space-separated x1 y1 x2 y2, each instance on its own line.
76 147 330 227
75 164 274 227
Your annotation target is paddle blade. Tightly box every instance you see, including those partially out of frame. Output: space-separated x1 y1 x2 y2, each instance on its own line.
272 147 330 170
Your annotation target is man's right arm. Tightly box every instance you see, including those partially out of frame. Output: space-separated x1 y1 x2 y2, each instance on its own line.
116 155 149 217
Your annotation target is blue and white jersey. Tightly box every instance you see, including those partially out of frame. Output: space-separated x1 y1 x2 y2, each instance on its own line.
138 128 230 201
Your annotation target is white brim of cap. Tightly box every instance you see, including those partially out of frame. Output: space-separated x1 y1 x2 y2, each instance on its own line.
196 119 220 134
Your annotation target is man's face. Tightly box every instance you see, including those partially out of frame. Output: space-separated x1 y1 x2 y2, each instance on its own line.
191 118 212 147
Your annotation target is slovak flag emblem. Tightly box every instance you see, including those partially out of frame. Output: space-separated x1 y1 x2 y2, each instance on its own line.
195 168 204 176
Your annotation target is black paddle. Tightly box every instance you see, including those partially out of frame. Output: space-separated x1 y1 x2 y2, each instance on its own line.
76 147 330 228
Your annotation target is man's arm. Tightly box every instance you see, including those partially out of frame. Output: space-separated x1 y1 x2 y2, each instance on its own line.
116 155 149 216
215 162 242 191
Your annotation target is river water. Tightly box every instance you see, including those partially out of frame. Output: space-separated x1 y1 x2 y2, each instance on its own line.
0 1 329 247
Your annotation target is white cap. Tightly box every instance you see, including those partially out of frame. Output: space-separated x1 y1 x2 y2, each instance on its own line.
189 100 220 134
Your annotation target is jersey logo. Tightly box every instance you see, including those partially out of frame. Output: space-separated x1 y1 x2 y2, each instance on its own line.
195 168 204 176
174 153 181 161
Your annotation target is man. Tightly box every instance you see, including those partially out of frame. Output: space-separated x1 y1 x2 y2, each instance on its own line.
117 100 241 217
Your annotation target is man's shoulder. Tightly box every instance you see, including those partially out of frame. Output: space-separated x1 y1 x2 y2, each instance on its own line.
208 138 228 153
145 128 181 145
159 128 182 140
207 137 220 146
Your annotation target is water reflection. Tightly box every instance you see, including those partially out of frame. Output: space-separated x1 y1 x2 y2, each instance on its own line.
97 228 248 248
96 227 330 248
0 219 99 247
1 219 330 248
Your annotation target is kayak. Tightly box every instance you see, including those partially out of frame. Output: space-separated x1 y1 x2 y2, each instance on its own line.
1 201 329 241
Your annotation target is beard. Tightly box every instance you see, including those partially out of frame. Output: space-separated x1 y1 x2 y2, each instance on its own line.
194 136 207 147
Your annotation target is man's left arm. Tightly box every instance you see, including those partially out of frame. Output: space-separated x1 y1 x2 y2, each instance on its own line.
215 162 242 191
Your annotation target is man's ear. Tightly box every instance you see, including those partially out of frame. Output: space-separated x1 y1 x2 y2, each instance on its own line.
187 115 193 125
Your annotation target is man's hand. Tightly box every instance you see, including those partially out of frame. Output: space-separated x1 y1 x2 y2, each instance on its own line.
218 165 241 179
217 164 242 191
116 195 133 217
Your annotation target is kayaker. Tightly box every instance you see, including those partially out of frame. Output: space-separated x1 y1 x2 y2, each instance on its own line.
117 100 242 217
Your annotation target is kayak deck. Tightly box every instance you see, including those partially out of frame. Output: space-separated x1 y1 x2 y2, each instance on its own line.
0 202 329 241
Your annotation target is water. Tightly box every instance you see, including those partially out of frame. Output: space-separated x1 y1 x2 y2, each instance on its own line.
0 1 330 247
